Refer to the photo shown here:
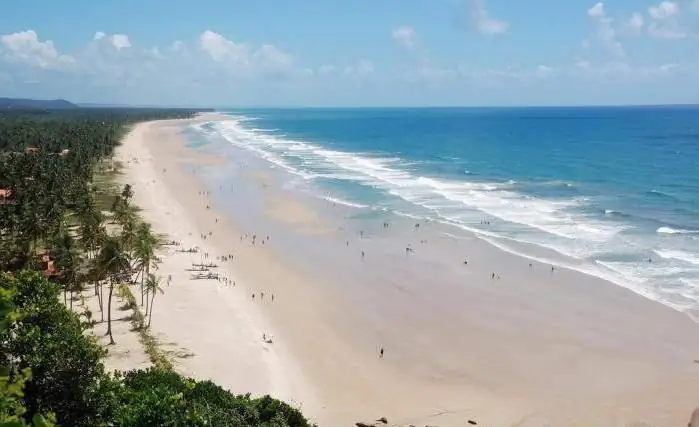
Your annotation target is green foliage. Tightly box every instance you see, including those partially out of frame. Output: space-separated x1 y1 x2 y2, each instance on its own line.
0 279 55 427
0 272 109 427
112 369 313 427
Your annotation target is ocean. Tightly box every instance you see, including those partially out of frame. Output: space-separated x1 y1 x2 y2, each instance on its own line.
189 106 699 320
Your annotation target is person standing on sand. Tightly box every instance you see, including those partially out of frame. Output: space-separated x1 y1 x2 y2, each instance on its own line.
380 347 384 358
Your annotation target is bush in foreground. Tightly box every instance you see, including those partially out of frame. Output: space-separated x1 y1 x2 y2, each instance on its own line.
113 369 311 427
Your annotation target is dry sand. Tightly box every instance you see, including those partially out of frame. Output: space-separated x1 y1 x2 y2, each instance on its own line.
113 117 699 427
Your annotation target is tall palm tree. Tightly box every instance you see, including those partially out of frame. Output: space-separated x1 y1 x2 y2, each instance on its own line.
145 273 163 329
96 235 130 345
78 207 106 305
50 228 83 310
133 222 160 306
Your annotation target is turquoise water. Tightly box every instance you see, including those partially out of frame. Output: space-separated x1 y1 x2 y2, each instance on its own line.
190 107 699 318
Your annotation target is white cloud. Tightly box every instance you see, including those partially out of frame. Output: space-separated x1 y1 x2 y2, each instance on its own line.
586 2 625 57
467 0 508 34
344 59 374 77
199 30 250 65
627 12 645 34
93 32 132 50
588 2 605 18
392 26 417 49
198 31 297 76
0 28 694 107
110 34 131 50
0 30 74 69
253 44 294 71
648 1 679 19
647 1 688 38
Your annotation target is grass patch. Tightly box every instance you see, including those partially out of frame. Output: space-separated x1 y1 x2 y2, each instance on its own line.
118 283 173 370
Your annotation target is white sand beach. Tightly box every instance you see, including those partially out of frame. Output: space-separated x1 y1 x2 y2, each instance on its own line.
113 117 699 427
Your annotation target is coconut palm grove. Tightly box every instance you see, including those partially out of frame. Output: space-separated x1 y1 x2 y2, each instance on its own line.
0 106 314 426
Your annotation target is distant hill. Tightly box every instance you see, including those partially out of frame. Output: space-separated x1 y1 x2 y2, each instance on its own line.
0 97 78 110
78 102 131 108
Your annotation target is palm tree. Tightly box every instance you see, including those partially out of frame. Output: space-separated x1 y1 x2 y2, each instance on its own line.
111 195 135 228
50 228 83 310
121 184 134 207
133 222 160 306
145 273 163 329
96 235 130 345
78 206 106 306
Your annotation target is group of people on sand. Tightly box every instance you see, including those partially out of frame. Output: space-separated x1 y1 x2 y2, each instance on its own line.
251 291 274 303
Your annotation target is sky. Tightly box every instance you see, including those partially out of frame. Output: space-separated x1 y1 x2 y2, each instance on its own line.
1 0 698 107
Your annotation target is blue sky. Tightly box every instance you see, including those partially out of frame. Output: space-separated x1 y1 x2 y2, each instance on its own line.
1 0 698 107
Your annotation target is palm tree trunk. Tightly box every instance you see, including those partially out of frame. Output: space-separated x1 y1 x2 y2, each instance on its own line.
140 268 144 306
69 286 73 310
147 291 156 329
145 288 150 316
106 280 115 345
98 283 104 322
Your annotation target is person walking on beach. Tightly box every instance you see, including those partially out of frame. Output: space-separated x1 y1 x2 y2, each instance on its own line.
379 347 384 358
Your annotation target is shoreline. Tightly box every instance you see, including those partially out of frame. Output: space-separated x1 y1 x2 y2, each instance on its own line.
117 116 699 427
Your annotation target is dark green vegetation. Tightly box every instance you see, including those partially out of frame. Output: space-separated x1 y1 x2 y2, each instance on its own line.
0 98 77 110
0 109 314 426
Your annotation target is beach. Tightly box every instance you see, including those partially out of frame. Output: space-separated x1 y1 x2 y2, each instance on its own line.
114 117 699 427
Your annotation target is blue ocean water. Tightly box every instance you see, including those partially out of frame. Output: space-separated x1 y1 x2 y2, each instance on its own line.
191 107 699 317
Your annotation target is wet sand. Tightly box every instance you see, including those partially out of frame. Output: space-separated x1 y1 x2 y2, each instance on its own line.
117 116 699 427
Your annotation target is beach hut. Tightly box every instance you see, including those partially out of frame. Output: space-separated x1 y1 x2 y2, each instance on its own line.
0 189 15 205
43 261 56 278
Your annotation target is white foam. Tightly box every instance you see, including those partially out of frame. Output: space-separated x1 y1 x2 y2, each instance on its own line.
654 249 699 266
205 117 629 247
657 226 698 235
321 196 369 209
